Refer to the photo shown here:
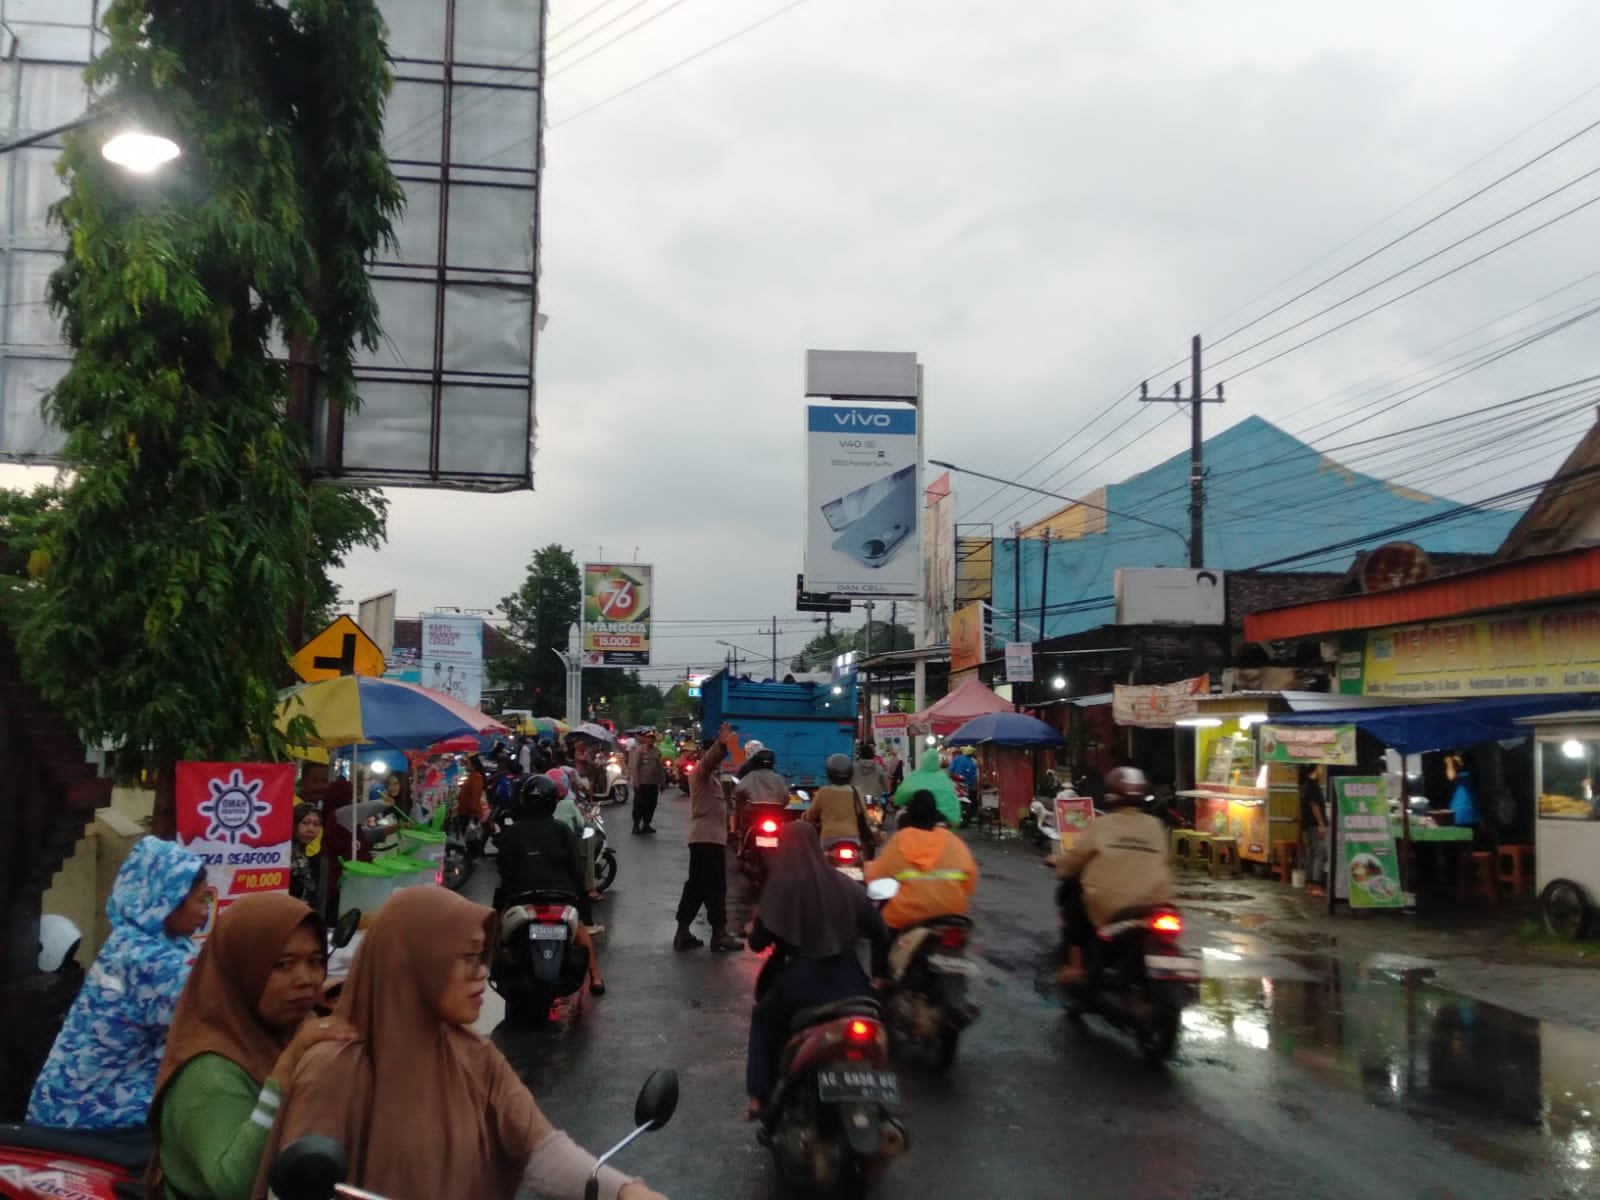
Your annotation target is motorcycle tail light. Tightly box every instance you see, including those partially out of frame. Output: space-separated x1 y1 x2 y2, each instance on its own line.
846 1019 875 1042
435 871 444 886
760 818 779 834
937 925 967 949
533 904 569 922
838 846 856 861
1150 912 1183 935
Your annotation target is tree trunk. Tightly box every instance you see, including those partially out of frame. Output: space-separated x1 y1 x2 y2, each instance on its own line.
151 759 178 839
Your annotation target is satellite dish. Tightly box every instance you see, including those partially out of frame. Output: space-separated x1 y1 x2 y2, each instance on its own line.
1360 542 1432 593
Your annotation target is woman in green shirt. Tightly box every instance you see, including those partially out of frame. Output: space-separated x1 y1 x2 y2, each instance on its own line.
147 892 355 1200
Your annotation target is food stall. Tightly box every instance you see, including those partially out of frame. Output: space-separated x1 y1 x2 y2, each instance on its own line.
1522 710 1600 938
1175 696 1297 866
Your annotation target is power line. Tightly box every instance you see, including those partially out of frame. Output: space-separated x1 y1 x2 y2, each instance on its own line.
1207 113 1600 353
1207 164 1600 377
550 0 815 128
548 0 635 42
547 0 698 70
1218 187 1600 384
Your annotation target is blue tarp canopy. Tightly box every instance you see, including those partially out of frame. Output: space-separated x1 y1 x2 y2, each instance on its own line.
1268 694 1600 754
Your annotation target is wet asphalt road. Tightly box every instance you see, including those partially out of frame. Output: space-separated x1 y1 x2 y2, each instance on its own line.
466 792 1599 1200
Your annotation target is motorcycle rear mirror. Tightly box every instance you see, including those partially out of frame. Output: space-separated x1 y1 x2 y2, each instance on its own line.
332 908 362 950
581 827 596 841
269 1135 348 1200
866 878 900 902
633 1068 679 1131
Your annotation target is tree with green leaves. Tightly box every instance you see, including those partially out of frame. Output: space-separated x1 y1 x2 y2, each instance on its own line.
793 619 915 672
492 544 582 713
2 0 401 833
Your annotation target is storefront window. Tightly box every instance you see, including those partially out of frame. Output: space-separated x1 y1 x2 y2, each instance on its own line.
1538 739 1600 821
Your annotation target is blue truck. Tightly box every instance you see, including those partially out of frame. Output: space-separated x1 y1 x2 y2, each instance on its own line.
698 670 859 787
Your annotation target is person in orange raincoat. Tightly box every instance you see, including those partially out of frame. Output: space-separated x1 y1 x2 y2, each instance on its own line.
865 789 978 931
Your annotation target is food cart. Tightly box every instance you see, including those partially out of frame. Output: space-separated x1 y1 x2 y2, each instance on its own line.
1522 710 1600 938
1175 696 1298 866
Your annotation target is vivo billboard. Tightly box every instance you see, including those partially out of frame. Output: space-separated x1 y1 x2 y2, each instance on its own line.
804 403 920 598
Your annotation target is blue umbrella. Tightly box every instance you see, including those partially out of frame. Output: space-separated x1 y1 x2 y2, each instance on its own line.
946 711 1062 747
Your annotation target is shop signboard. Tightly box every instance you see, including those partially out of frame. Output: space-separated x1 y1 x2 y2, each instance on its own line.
1333 776 1402 909
804 402 921 598
421 613 484 707
175 762 295 940
1260 723 1358 765
1352 604 1600 698
950 601 986 673
1055 796 1095 850
582 563 653 666
874 711 911 763
1112 675 1208 728
1004 641 1034 683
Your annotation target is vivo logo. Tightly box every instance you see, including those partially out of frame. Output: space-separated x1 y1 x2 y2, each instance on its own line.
834 411 892 428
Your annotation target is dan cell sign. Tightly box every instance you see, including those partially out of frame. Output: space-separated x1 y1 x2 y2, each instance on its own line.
175 762 295 938
583 563 653 666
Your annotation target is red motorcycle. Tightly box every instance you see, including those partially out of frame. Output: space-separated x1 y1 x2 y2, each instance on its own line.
0 1126 149 1200
758 997 908 1195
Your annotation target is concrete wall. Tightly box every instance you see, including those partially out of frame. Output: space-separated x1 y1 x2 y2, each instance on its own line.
39 787 154 964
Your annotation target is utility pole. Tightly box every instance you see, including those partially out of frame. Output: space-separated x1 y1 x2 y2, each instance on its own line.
758 616 780 678
1012 522 1023 643
863 601 876 657
1038 528 1051 647
1141 334 1223 567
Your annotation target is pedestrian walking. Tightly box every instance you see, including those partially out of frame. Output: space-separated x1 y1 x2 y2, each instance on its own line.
675 723 742 952
1300 764 1329 895
629 729 667 835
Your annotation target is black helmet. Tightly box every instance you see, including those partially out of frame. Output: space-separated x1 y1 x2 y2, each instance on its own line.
748 748 777 772
1103 765 1149 805
519 774 560 818
825 753 853 785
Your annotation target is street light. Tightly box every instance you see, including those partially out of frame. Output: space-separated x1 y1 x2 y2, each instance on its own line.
1051 675 1067 691
0 112 180 174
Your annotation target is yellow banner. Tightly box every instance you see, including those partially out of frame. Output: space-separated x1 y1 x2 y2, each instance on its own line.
1362 606 1600 698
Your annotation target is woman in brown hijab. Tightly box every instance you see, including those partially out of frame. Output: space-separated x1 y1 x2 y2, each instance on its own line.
256 888 668 1200
149 892 355 1200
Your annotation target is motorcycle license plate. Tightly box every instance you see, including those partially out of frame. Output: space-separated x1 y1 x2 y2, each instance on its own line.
927 953 979 976
1145 953 1200 982
755 835 779 848
816 1068 900 1104
837 866 864 881
529 925 568 941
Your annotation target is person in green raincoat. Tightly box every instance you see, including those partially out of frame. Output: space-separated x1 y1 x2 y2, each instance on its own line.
892 750 962 827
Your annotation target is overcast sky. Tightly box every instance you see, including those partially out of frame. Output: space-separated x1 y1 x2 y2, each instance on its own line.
14 0 1600 689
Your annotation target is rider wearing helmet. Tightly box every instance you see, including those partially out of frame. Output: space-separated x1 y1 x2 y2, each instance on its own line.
1054 765 1173 987
495 774 606 995
803 753 875 848
734 740 790 838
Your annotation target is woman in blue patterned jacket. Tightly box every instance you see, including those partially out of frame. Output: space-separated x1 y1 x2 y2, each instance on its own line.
28 836 210 1131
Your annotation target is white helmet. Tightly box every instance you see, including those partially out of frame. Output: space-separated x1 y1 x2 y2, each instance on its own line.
38 914 83 973
743 740 765 756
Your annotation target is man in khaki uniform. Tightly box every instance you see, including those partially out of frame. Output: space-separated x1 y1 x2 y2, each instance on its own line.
1054 765 1173 986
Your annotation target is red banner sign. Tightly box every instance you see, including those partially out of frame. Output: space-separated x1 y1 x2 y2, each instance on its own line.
176 762 296 938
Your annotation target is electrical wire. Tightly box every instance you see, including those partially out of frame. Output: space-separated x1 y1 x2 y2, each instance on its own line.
547 0 698 70
550 0 815 128
548 0 635 43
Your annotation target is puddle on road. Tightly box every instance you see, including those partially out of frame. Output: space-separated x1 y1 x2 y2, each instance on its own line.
1185 967 1600 1176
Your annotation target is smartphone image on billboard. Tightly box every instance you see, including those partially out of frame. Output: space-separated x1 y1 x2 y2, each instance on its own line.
825 465 916 570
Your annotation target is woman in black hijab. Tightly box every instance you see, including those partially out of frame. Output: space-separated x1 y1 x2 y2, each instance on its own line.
745 821 887 1120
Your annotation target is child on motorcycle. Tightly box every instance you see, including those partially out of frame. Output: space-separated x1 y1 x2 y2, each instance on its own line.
1054 765 1174 988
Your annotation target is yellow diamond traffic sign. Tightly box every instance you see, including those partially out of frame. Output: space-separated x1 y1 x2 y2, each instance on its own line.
293 615 386 683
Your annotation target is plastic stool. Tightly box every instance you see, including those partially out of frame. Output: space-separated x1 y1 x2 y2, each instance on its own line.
1495 845 1533 897
1461 850 1497 905
1269 839 1298 884
1174 830 1212 867
1209 836 1241 877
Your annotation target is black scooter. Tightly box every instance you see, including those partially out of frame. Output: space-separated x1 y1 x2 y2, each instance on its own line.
1061 904 1199 1062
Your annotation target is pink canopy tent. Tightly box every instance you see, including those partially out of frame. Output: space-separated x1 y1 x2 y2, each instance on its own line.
915 677 1013 737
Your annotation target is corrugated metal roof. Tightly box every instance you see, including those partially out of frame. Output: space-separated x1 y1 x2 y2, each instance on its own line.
993 416 1521 638
1243 545 1600 641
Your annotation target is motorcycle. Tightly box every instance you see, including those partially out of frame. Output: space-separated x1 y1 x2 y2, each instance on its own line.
825 837 866 882
577 804 619 894
757 985 908 1196
591 754 631 808
441 808 480 891
0 914 365 1200
738 800 802 886
492 890 590 1028
869 880 980 1072
268 1070 678 1200
1062 904 1199 1062
954 780 974 828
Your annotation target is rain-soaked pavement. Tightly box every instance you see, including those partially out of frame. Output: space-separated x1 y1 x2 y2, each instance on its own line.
466 793 1600 1199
